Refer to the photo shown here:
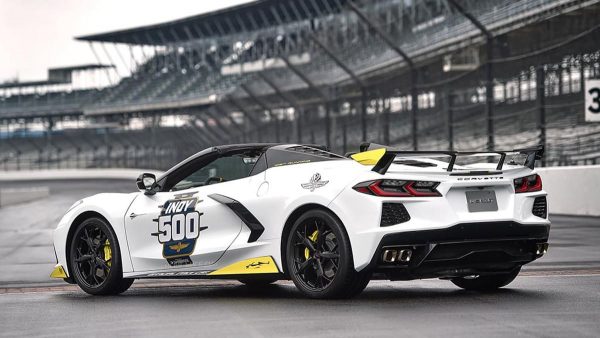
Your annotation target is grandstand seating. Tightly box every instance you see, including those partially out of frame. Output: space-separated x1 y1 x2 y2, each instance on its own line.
1 0 599 169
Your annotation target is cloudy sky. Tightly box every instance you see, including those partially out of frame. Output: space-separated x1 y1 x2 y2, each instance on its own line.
0 0 254 82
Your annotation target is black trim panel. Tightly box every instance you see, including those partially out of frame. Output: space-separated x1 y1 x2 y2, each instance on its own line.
367 221 550 279
208 193 265 242
378 221 549 246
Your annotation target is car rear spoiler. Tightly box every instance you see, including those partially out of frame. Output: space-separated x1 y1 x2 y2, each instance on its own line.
355 143 544 174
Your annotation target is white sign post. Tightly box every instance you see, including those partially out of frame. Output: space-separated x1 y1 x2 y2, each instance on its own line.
585 80 600 122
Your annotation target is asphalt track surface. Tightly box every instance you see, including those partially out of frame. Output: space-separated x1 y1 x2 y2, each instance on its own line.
0 179 599 337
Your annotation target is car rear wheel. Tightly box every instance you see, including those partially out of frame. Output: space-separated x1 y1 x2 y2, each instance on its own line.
451 267 521 291
285 209 371 299
69 217 133 295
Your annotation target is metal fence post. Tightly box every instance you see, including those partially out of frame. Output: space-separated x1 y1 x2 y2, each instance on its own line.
536 66 547 166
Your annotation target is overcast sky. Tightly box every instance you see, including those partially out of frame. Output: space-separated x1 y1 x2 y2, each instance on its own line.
0 0 255 82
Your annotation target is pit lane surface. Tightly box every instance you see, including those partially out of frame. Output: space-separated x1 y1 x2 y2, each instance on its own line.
0 179 599 337
1 276 599 337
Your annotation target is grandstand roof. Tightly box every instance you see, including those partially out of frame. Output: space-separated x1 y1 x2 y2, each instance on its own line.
75 0 346 45
0 64 113 89
47 64 114 72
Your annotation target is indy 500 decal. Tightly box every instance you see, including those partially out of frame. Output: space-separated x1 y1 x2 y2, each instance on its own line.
151 197 207 266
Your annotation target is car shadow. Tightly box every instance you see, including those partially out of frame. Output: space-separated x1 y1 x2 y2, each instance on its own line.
53 279 550 305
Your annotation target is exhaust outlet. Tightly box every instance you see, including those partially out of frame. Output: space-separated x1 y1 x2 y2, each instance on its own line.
382 248 413 263
382 249 398 263
398 249 412 262
536 243 549 256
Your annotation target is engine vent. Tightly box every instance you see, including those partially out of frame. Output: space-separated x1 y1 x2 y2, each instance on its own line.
286 145 341 159
381 203 411 227
532 196 547 218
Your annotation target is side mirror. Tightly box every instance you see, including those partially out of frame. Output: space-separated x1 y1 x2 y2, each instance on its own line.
136 173 157 195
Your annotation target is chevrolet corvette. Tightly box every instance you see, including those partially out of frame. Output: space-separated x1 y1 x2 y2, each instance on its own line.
51 143 550 298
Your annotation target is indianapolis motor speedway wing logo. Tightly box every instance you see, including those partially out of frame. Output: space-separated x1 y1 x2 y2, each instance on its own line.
151 196 207 266
301 173 329 192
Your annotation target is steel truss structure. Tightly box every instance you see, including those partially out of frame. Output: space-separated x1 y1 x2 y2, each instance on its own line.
1 0 600 170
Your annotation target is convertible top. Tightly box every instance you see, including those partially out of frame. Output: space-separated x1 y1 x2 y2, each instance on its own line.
159 143 335 182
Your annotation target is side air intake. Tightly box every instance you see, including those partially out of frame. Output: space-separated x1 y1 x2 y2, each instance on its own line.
532 196 547 219
380 203 411 227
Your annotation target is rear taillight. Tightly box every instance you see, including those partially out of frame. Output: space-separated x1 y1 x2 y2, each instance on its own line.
514 174 542 193
353 179 441 197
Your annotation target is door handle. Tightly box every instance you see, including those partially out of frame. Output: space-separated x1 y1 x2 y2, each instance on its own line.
129 212 141 219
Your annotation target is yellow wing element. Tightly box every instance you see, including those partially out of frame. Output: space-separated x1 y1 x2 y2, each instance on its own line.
169 242 190 253
350 148 386 165
208 256 280 275
50 264 67 279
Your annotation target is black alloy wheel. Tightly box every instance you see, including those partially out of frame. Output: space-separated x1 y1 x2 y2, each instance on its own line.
291 217 340 291
286 209 371 299
69 217 133 295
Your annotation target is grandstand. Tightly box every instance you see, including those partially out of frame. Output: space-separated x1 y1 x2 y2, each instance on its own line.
1 0 599 171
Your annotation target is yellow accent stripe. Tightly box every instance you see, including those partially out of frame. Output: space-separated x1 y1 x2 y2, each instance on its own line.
208 256 280 275
50 264 67 279
351 148 386 165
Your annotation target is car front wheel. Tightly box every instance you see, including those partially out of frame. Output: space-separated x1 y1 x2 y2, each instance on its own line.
69 217 133 295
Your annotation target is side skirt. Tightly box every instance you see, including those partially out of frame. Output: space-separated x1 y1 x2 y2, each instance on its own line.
127 256 284 280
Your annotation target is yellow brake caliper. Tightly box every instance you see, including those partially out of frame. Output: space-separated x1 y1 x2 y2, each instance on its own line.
304 230 319 260
103 240 112 267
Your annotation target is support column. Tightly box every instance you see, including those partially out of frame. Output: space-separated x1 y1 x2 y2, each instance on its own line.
296 107 303 143
536 66 547 166
342 122 348 155
411 71 418 150
361 90 368 143
239 84 279 142
446 90 454 151
383 100 390 145
309 34 365 145
447 0 494 151
325 103 331 149
485 41 494 151
347 0 417 148
280 55 329 145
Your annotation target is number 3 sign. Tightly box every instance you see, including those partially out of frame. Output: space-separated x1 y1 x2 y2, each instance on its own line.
586 80 600 122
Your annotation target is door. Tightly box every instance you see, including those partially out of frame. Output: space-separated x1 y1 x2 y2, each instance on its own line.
125 151 264 272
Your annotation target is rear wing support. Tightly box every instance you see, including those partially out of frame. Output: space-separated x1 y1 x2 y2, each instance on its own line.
367 144 544 175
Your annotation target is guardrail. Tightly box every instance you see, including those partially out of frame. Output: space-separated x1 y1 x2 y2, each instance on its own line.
0 168 163 182
0 187 49 207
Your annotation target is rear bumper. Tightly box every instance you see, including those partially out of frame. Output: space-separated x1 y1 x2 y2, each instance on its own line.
367 221 550 280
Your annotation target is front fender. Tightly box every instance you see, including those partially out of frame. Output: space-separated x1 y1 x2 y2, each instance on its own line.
53 192 139 276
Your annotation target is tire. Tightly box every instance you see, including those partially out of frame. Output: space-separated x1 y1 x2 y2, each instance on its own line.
451 267 521 291
285 209 371 299
238 279 278 287
69 217 133 295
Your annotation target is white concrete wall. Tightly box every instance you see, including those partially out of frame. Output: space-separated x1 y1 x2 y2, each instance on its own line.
0 169 163 208
0 187 49 207
0 167 597 216
0 168 163 182
537 165 600 216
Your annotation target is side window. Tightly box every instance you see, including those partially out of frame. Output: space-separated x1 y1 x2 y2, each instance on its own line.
249 153 267 176
171 153 259 191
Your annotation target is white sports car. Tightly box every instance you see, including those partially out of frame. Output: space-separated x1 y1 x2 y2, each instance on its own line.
51 143 550 298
